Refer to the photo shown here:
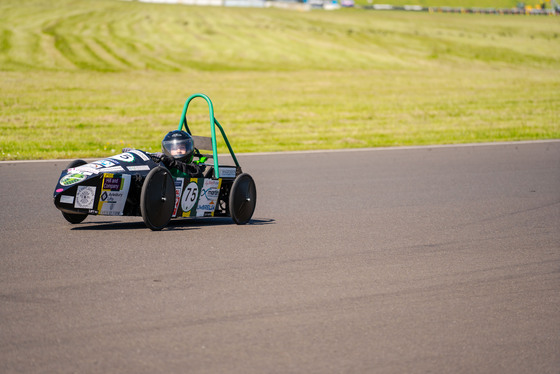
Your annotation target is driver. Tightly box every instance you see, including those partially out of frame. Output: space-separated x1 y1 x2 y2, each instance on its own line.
155 130 203 178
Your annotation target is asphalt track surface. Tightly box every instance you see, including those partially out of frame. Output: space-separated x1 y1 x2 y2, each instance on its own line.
1 141 559 373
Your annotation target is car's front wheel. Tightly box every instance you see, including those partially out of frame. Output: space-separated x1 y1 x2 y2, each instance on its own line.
229 173 257 225
140 166 175 231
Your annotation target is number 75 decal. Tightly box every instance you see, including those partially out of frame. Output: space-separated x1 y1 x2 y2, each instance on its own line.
181 182 199 213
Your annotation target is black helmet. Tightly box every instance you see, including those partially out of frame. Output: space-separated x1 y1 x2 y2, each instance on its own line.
162 130 194 163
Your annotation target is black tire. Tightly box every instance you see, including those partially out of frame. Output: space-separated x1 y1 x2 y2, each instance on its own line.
229 173 257 225
66 159 87 169
140 166 175 231
61 159 88 224
62 211 87 224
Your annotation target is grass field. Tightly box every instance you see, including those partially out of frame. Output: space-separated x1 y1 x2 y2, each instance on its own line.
1 0 559 160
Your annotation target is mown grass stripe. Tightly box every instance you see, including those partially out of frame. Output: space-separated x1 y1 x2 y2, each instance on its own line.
0 0 559 160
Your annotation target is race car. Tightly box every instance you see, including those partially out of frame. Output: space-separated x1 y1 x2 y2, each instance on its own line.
53 93 257 231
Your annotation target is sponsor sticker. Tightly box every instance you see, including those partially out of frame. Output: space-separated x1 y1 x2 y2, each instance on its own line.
173 178 184 218
196 178 221 217
97 173 131 216
75 186 96 209
60 173 87 186
102 176 122 191
110 152 135 163
91 159 116 168
68 166 100 175
60 195 74 204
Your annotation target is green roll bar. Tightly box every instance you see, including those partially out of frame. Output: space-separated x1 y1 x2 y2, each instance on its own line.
178 93 240 179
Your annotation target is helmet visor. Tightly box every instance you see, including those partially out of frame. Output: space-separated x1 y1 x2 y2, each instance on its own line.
162 136 194 161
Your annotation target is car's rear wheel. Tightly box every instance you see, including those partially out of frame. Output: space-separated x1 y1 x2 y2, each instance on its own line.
229 173 256 225
140 166 175 231
61 159 88 224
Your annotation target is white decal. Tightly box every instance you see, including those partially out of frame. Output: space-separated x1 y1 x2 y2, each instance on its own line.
181 182 199 213
196 179 221 217
91 159 116 168
129 150 150 161
220 167 237 178
172 178 184 218
75 186 96 209
102 166 125 173
110 152 135 163
67 167 99 175
60 195 74 204
98 174 131 216
127 165 151 172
